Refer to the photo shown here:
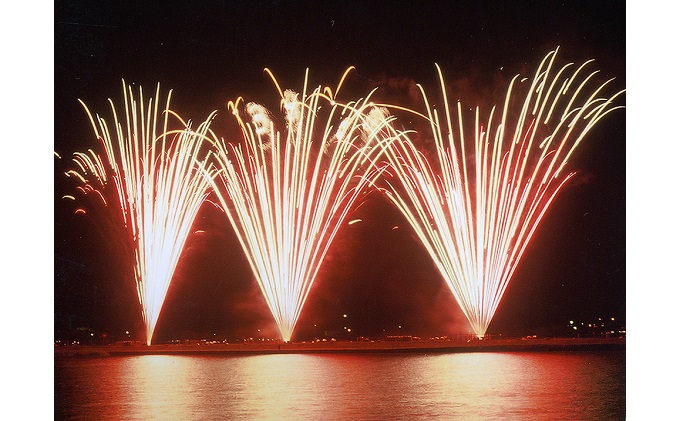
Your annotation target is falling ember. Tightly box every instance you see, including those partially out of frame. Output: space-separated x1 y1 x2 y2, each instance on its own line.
204 68 393 342
348 219 362 225
376 49 625 338
68 81 217 345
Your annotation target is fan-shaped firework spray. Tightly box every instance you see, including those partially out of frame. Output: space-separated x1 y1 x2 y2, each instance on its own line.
205 69 395 341
376 49 625 338
66 81 217 344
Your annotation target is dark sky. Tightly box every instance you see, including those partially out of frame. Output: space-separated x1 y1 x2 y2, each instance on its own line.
53 1 626 342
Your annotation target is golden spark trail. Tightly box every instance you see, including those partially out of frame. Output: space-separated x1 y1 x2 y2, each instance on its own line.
206 69 394 342
67 81 218 345
376 49 625 338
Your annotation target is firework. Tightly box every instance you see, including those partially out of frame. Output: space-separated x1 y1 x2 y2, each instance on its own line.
376 49 625 338
205 69 394 341
67 81 217 345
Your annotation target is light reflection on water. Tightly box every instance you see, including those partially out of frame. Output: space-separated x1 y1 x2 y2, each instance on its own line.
55 351 625 420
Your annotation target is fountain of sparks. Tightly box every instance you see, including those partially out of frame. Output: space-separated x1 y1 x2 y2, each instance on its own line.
66 81 218 345
375 49 625 338
204 68 394 342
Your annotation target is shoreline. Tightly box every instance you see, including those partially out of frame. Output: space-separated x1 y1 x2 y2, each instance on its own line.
54 337 625 357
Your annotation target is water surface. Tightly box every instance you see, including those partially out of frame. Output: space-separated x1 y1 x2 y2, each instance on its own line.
55 351 625 420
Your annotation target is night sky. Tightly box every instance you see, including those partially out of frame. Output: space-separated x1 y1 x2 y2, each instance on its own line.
53 1 626 343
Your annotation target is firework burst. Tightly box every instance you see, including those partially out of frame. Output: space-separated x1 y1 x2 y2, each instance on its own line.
205 69 395 341
376 49 625 338
67 81 217 345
